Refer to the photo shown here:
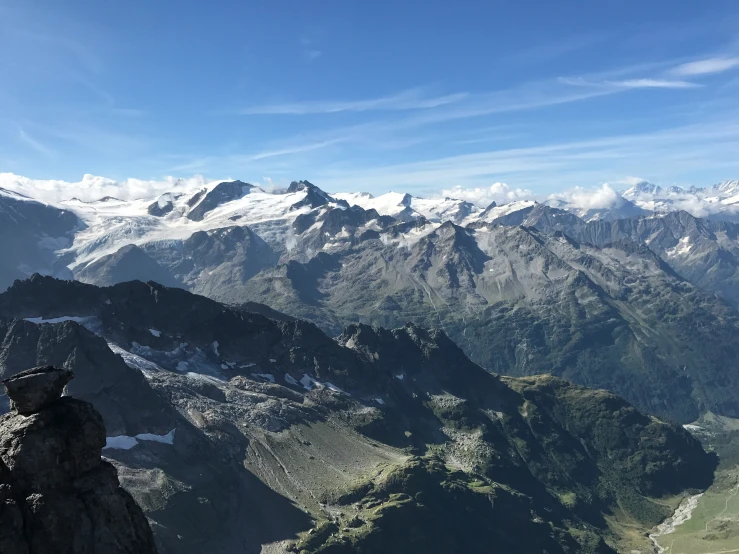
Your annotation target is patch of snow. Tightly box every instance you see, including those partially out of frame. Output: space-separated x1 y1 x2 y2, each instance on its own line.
241 362 256 368
103 435 138 450
298 373 347 394
324 382 347 394
394 373 405 380
185 372 223 384
386 222 440 250
683 424 703 432
211 341 219 356
300 374 316 391
269 358 277 363
25 315 95 325
103 429 176 450
284 373 299 386
252 373 275 383
135 429 176 445
126 341 220 377
375 398 385 405
475 200 537 223
24 315 103 335
149 328 161 337
666 236 693 257
107 343 164 374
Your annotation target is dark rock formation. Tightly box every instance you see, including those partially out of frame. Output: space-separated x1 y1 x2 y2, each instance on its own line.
187 180 253 221
3 366 72 415
0 367 158 554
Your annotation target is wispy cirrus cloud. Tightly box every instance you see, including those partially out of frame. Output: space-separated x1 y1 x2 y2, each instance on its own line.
671 57 739 76
300 36 323 61
560 76 701 89
200 63 717 175
606 78 701 89
440 182 532 207
247 138 347 160
14 29 105 76
312 116 739 193
239 70 699 146
234 88 469 115
17 127 56 158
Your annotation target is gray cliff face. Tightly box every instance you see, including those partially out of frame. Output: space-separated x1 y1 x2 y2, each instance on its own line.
0 367 158 554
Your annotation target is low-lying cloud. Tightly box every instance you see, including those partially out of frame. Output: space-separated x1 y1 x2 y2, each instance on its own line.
547 183 622 210
440 182 533 207
0 173 217 204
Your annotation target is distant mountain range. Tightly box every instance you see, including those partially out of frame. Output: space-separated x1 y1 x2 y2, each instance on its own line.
2 178 739 424
1 174 738 552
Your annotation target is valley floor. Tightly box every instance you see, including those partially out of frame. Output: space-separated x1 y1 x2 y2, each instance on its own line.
647 413 739 554
648 465 739 554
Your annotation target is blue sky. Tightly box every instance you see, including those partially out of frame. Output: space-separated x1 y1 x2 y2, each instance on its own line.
2 0 739 197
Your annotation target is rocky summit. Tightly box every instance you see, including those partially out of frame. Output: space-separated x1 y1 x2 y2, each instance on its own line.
0 366 158 554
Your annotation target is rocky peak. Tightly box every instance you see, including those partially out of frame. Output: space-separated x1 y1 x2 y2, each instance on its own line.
714 179 739 194
0 366 158 554
187 180 254 222
288 180 348 209
147 193 176 217
623 180 662 197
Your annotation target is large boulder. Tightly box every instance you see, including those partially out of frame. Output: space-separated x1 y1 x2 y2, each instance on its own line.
0 367 158 554
2 366 72 415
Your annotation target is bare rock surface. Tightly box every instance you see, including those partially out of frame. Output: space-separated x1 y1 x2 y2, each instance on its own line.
0 366 158 554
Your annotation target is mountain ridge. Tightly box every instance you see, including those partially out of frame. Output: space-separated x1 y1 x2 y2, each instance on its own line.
0 276 718 553
2 177 739 424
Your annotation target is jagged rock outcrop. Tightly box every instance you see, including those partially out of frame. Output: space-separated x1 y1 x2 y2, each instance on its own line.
0 367 158 554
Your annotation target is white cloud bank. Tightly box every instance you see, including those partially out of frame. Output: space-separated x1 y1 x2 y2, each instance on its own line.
440 182 532 207
236 88 469 115
440 182 625 211
0 173 218 204
547 183 622 210
606 79 700 89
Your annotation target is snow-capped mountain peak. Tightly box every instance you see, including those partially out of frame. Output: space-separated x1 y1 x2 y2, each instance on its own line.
622 180 663 198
